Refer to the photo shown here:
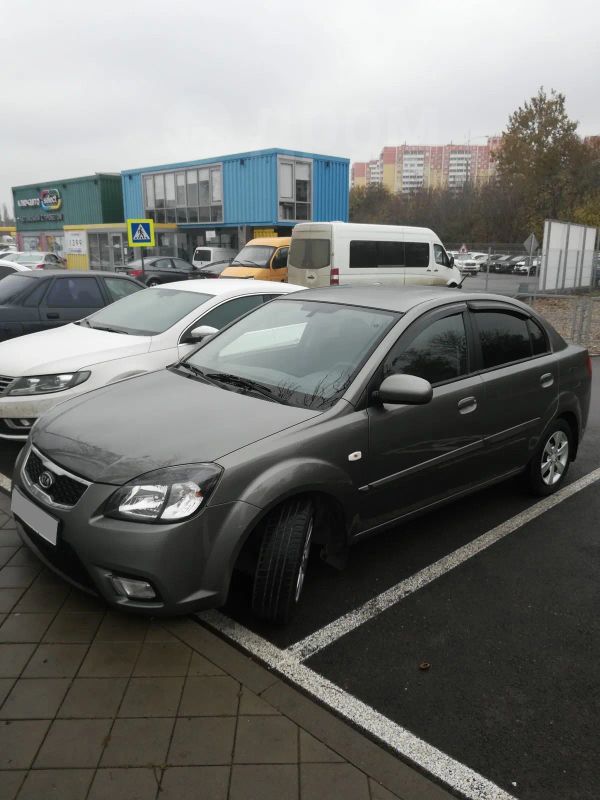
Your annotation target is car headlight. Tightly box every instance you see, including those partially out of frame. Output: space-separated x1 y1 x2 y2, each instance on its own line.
104 464 222 523
8 372 91 396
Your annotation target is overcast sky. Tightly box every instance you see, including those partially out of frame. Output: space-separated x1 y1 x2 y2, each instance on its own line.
1 0 599 212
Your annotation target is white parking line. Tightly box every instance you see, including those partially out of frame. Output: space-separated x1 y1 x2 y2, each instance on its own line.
0 471 11 493
288 466 600 662
200 609 517 800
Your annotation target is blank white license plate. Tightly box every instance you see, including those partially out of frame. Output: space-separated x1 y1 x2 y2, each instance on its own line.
11 487 59 546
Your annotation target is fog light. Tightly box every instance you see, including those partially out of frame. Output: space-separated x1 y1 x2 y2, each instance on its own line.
110 576 156 600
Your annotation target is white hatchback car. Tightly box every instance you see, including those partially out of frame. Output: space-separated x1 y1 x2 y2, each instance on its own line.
0 279 303 440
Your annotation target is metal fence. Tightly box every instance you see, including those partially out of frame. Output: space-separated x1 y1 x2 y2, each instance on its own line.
447 243 600 354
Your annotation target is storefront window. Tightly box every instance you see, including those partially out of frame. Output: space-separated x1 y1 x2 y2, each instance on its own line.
143 165 223 225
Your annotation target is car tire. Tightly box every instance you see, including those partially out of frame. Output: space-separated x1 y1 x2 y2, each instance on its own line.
251 497 314 624
147 278 160 287
526 419 572 496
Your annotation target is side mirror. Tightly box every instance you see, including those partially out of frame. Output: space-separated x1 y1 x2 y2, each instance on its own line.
377 374 433 406
449 255 455 267
188 325 218 341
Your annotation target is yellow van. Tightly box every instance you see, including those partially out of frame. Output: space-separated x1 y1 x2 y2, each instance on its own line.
220 237 290 282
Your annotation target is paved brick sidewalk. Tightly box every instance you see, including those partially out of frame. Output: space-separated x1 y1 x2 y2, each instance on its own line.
0 490 452 800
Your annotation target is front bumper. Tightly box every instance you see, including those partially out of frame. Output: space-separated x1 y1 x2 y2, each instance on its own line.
12 447 261 616
0 390 83 440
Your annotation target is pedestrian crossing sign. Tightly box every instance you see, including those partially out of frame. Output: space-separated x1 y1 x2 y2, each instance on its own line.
127 218 155 248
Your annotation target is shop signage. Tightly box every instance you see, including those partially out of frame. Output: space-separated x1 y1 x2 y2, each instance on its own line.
15 213 64 224
17 188 62 211
65 231 87 255
254 228 276 238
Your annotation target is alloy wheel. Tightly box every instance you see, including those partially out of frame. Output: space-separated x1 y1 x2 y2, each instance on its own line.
541 430 569 486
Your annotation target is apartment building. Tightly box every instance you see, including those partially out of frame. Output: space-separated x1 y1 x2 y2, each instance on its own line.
352 137 502 192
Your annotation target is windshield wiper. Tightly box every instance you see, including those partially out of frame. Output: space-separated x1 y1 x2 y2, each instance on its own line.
203 372 284 403
76 319 92 327
86 324 129 334
176 363 221 386
231 259 266 269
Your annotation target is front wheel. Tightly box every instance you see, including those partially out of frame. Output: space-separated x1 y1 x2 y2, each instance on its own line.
526 420 572 496
251 497 314 624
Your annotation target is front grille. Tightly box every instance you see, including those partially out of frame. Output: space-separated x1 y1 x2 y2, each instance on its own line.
0 374 15 395
25 450 88 507
18 519 96 593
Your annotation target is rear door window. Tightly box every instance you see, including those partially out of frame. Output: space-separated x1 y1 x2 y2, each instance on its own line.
473 311 532 368
45 277 104 308
527 318 550 355
194 249 211 262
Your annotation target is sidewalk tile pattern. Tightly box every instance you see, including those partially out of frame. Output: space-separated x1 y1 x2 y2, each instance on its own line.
0 490 409 800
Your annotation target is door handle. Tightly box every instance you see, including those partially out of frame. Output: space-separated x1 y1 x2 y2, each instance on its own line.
458 396 477 414
46 313 59 319
540 372 554 388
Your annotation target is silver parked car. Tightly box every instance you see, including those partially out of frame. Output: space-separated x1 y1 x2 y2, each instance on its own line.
12 286 591 623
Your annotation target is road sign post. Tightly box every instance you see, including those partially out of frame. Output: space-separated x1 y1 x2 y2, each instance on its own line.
127 219 155 279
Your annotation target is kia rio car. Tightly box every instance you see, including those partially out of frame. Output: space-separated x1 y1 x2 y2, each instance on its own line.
0 279 302 439
12 287 591 624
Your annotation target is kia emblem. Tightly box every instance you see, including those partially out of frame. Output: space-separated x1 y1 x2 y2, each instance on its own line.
38 471 54 490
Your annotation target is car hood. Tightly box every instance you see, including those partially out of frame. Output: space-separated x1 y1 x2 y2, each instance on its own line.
220 266 264 278
32 369 321 484
0 324 150 375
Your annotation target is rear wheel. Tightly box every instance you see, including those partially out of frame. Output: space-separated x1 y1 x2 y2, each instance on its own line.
526 420 572 496
251 498 314 624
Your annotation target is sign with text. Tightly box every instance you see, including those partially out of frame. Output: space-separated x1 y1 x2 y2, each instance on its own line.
127 218 155 248
64 231 87 255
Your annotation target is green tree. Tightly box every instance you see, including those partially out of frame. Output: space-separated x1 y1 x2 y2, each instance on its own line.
495 87 588 233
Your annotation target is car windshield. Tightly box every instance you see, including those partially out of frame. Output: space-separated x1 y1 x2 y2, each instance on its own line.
83 287 213 336
231 245 275 268
183 299 399 409
0 274 36 303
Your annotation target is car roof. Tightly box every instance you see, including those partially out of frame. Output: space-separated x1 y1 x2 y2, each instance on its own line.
9 269 137 279
277 284 528 314
157 278 304 296
245 237 291 247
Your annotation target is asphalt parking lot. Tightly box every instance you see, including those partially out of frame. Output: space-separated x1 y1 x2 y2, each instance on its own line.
1 365 597 800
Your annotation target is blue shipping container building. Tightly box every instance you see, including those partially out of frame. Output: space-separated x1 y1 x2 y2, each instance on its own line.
121 147 349 257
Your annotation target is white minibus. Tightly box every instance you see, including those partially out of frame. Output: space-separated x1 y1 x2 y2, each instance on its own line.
287 222 461 288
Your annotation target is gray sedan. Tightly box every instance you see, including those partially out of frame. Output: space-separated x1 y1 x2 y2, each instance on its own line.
11 286 591 623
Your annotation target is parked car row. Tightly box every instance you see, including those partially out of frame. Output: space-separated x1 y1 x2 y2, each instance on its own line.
453 252 541 276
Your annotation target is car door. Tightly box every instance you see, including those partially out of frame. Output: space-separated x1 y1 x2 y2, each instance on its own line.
38 276 105 330
361 304 486 532
148 258 175 284
270 247 289 282
171 258 195 281
468 302 558 476
176 294 270 359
